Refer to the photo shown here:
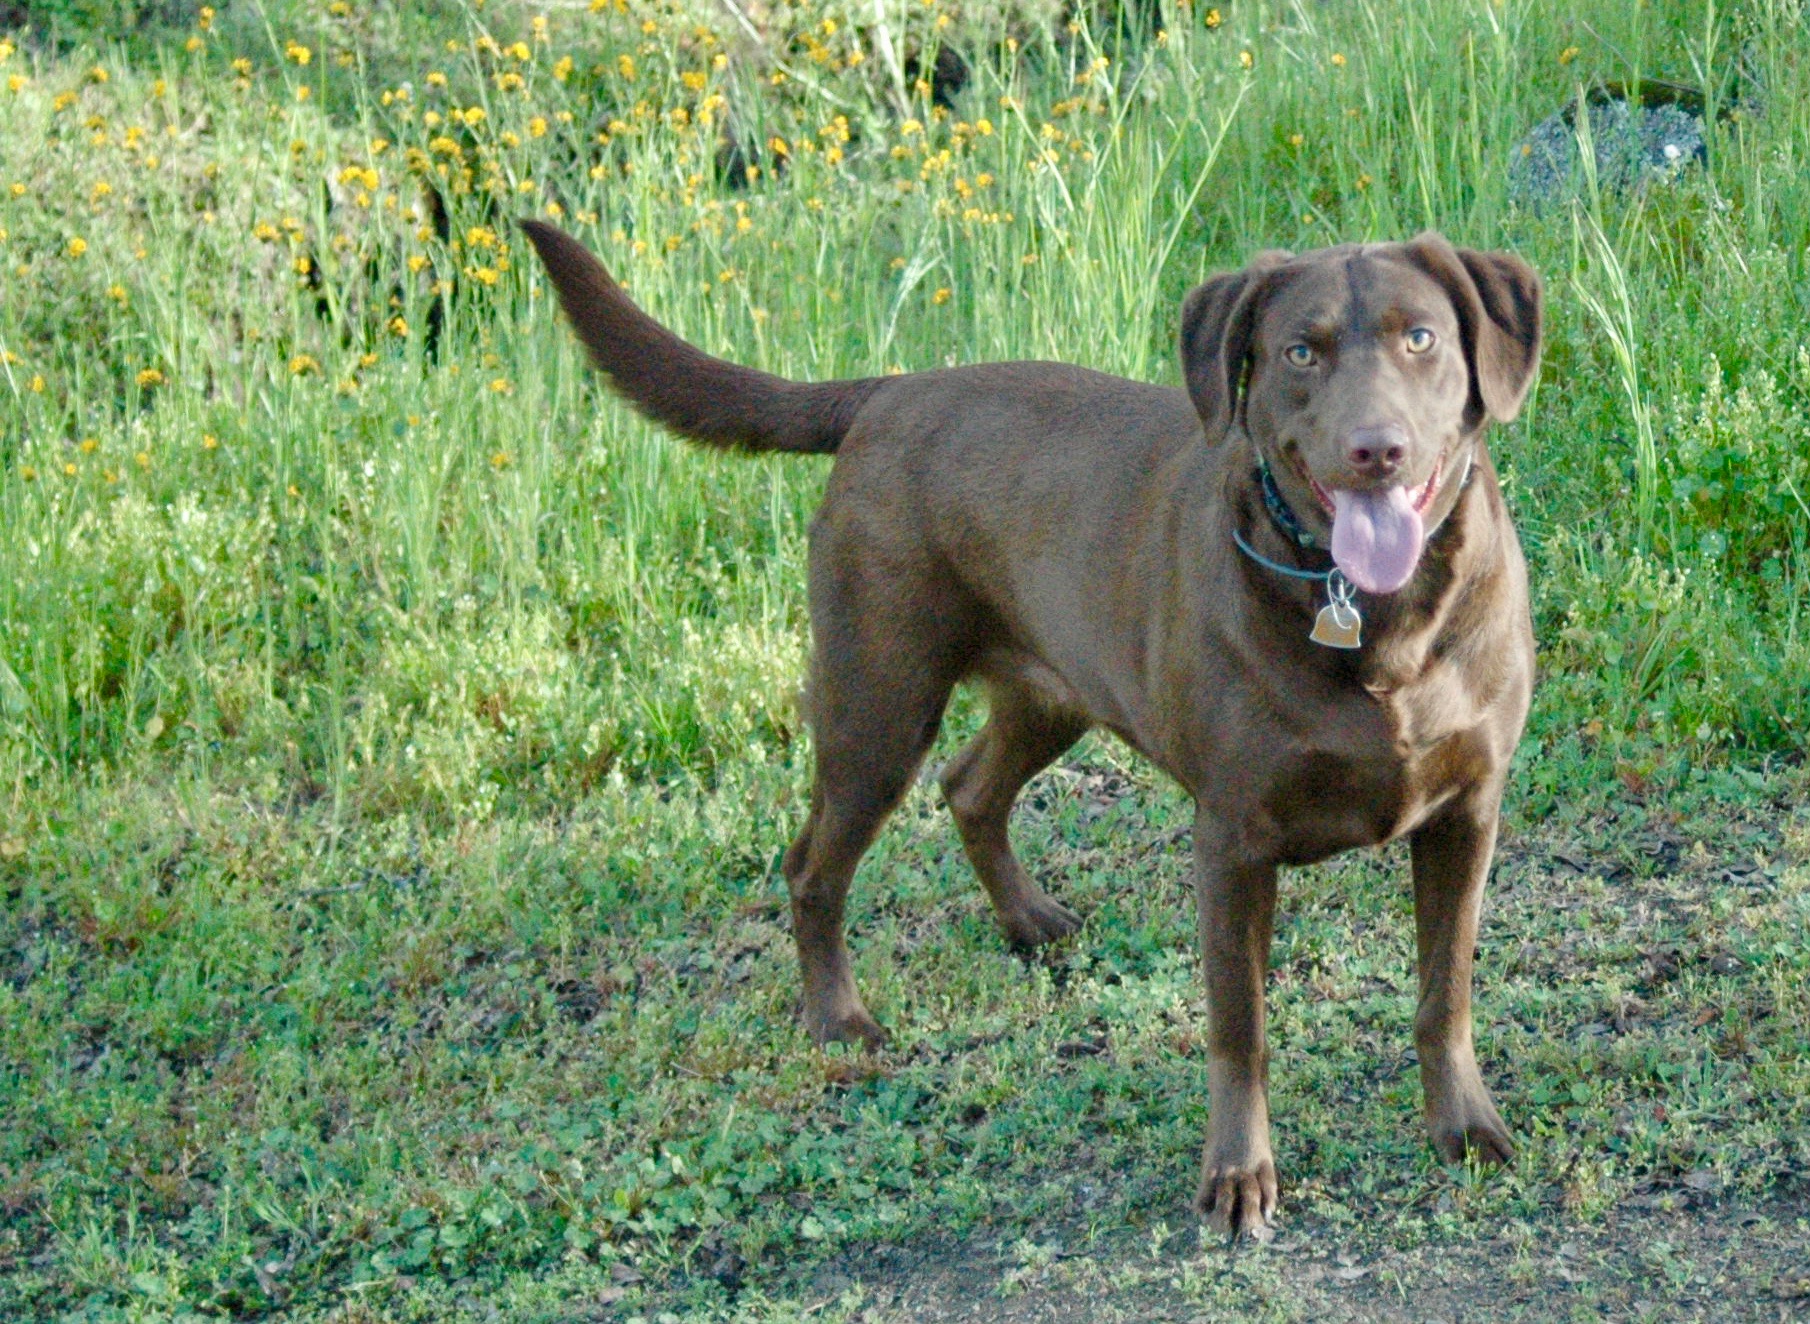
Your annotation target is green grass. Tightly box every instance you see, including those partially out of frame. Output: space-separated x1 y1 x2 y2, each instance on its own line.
1 1 1808 1319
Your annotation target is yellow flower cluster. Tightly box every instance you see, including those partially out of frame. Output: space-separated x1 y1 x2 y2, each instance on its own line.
0 0 1227 482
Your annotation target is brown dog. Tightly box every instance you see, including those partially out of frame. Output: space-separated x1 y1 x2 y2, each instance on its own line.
521 220 1542 1236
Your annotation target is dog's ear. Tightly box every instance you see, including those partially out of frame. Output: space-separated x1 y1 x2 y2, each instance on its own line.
1404 232 1543 423
1178 251 1291 441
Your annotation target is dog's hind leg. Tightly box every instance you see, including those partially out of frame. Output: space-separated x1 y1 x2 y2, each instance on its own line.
940 684 1088 950
784 597 960 1048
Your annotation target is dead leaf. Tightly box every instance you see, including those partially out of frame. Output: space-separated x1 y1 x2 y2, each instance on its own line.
1773 1276 1810 1301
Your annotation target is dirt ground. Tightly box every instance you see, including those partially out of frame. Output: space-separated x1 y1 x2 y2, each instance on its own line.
799 1192 1810 1323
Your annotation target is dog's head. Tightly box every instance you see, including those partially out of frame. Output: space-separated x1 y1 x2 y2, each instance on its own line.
1180 234 1542 594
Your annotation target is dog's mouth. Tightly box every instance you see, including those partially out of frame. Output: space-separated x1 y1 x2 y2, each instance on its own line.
1297 453 1446 596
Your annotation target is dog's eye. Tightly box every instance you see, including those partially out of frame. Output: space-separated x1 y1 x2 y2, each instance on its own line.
1405 327 1436 354
1283 344 1315 368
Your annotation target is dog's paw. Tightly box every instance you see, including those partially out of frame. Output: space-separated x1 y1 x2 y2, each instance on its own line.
1194 1156 1278 1239
805 1006 888 1051
1427 1092 1515 1167
1000 891 1083 951
1429 1116 1515 1167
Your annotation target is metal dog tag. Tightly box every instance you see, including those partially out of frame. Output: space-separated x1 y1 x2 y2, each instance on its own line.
1309 571 1362 649
1310 601 1362 649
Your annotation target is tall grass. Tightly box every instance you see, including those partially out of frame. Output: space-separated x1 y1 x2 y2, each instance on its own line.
2 0 1805 814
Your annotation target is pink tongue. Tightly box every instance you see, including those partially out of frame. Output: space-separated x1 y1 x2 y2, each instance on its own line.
1330 487 1425 594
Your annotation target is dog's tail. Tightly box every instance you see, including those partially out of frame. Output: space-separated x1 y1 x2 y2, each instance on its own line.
519 220 884 455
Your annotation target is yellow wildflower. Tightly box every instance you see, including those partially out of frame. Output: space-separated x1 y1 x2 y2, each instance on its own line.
285 42 311 65
289 354 320 376
136 368 164 388
67 237 88 258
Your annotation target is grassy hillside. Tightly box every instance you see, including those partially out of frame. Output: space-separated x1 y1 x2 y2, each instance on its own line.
1 1 1806 1319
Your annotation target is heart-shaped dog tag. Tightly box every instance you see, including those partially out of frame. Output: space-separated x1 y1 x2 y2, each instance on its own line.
1310 601 1362 649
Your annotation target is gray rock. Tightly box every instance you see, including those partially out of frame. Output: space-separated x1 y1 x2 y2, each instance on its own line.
1508 93 1706 210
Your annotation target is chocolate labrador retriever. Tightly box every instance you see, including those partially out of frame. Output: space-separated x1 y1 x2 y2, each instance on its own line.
521 220 1542 1236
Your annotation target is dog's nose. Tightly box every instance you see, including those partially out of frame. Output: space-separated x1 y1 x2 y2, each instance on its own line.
1345 424 1407 477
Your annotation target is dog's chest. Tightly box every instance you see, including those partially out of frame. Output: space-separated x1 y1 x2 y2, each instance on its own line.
1258 684 1489 863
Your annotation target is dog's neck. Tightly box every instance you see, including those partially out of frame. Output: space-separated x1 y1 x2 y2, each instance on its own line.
1255 457 1322 551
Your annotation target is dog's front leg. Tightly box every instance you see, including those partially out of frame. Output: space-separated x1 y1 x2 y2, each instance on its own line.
1409 786 1515 1166
1190 810 1279 1236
